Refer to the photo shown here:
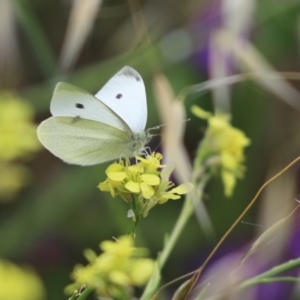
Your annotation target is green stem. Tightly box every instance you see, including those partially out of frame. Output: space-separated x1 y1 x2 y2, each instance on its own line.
158 175 210 269
157 197 194 268
241 276 300 286
140 176 209 299
237 257 300 291
127 195 142 236
76 285 94 300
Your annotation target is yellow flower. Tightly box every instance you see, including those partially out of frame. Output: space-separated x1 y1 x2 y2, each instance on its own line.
98 161 161 201
192 105 250 197
124 164 160 199
0 163 31 200
0 92 41 201
101 236 135 257
98 152 193 219
98 163 128 199
0 259 45 300
141 165 194 216
66 236 154 299
137 152 164 174
0 92 41 161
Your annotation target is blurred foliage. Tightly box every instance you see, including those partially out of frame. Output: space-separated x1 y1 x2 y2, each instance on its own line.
0 0 300 299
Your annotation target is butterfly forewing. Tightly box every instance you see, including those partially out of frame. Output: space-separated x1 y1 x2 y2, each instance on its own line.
50 82 130 133
95 66 147 134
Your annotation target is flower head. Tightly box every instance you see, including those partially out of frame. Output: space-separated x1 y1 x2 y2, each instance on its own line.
141 164 194 216
98 152 193 220
192 106 250 197
0 259 45 300
66 236 154 299
0 92 40 161
0 92 41 201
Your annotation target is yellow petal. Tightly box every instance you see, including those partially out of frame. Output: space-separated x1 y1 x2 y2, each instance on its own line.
221 170 236 197
128 164 143 174
98 181 110 192
169 182 194 195
140 174 160 186
221 152 238 170
109 270 130 286
130 259 154 285
83 249 97 263
105 163 124 173
162 194 181 202
125 181 140 193
101 236 133 256
140 183 154 199
137 152 164 168
98 180 117 197
106 166 127 181
191 105 212 119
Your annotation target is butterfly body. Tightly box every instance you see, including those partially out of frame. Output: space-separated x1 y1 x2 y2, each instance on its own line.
37 66 150 166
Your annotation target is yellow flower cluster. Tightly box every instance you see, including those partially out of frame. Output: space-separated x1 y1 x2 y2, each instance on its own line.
0 259 45 300
99 152 193 218
192 106 250 197
66 236 154 299
0 92 40 160
0 92 41 200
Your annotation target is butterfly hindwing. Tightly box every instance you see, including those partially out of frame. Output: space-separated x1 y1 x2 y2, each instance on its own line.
37 117 132 165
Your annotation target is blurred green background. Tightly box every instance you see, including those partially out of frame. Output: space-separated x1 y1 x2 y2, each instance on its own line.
1 0 300 299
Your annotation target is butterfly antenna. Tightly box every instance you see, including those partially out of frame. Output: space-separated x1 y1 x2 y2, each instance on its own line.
147 119 190 138
148 118 190 132
144 146 151 156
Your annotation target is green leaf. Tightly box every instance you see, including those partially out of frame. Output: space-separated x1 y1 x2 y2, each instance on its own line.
171 278 194 300
11 0 56 78
238 257 300 291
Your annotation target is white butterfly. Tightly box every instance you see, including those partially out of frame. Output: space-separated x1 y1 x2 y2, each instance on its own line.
37 66 151 166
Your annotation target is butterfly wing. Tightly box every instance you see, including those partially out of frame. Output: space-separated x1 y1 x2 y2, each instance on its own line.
37 117 132 166
95 66 147 134
50 82 130 133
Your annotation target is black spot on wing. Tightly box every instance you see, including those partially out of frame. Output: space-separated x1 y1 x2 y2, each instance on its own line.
120 67 141 82
76 103 84 109
116 93 122 99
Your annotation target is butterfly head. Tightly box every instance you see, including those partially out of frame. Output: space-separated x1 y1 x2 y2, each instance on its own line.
128 130 152 157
